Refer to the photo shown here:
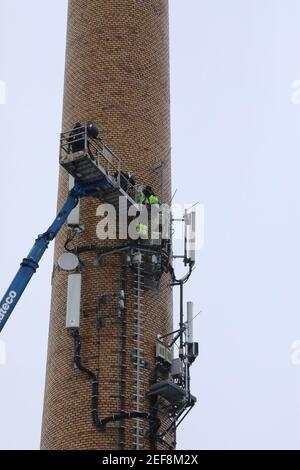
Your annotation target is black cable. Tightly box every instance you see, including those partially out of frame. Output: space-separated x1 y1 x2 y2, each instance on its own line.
64 241 171 278
169 262 193 285
72 330 161 441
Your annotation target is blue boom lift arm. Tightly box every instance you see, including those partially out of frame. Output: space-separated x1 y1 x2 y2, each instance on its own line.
0 181 100 334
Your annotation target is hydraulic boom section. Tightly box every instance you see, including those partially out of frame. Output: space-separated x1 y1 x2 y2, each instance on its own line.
0 188 80 333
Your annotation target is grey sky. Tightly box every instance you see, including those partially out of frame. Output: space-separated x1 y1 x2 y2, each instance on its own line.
1 0 300 450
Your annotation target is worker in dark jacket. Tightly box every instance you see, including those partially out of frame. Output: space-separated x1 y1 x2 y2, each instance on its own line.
137 186 159 206
144 186 153 201
69 122 85 153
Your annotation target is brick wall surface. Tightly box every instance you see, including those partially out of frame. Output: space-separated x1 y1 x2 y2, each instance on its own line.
41 0 172 450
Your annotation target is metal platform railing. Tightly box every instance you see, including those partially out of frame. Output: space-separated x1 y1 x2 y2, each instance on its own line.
60 124 121 176
60 124 143 207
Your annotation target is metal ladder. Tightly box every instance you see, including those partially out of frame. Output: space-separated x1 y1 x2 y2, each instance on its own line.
132 254 146 450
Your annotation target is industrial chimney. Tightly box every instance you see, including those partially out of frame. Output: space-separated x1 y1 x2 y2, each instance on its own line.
41 0 173 450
